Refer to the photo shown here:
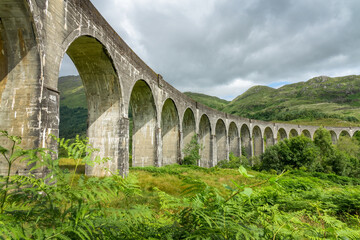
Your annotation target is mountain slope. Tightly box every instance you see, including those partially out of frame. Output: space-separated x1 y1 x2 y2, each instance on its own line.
222 75 360 126
183 92 230 111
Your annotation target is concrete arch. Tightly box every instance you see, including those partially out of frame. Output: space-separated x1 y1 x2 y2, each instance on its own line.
330 130 337 144
0 1 43 176
241 124 252 158
289 129 299 138
63 35 123 176
199 114 212 167
215 119 227 163
161 98 180 166
302 129 311 138
277 128 287 142
252 126 263 156
264 127 275 149
182 108 196 155
129 80 157 167
340 130 351 138
228 122 240 157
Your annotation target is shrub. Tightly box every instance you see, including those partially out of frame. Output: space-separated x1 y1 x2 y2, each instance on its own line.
182 134 202 165
261 135 320 172
217 152 249 168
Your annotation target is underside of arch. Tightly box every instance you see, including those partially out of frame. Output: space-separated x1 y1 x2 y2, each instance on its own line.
252 126 263 156
182 108 196 154
302 130 311 138
264 127 274 148
229 122 240 157
0 1 43 176
199 115 211 167
130 80 156 167
161 99 180 166
330 130 337 144
241 124 251 158
277 128 287 142
289 129 298 138
65 36 122 176
215 119 227 163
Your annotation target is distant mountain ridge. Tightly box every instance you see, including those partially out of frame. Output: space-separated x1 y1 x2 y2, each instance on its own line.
58 75 360 139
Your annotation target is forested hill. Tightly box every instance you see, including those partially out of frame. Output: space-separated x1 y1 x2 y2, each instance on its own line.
187 75 360 127
58 75 360 139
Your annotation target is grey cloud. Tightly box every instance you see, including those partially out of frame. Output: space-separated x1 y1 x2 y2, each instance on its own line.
60 0 360 99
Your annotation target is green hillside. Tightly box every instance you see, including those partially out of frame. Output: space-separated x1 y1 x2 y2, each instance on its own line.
183 92 229 111
222 75 360 127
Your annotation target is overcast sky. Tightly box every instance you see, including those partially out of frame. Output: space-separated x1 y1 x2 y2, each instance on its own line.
59 0 360 100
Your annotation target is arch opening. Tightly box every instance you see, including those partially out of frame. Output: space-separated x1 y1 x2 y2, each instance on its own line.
264 127 274 149
302 130 311 139
340 130 351 138
199 115 211 167
61 36 122 176
241 124 251 158
277 128 287 142
215 119 227 163
129 80 157 167
289 129 299 138
252 126 263 156
229 122 240 157
182 108 196 158
161 99 180 166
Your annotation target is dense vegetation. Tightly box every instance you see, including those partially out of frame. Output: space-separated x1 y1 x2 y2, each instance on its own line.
1 130 360 239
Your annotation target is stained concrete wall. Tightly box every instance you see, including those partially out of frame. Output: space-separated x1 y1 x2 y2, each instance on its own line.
1 0 360 177
215 119 227 164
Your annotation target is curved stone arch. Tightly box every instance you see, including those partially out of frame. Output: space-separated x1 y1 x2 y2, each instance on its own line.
264 127 275 149
129 80 157 168
161 98 180 166
59 34 124 176
329 130 337 144
277 128 288 142
228 122 240 157
289 129 299 138
60 29 125 105
199 114 212 167
301 129 312 139
252 126 263 156
340 130 351 138
182 108 197 157
215 119 227 164
240 124 252 158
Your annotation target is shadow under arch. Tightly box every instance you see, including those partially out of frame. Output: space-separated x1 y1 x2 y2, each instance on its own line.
199 114 212 167
161 98 180 166
252 126 263 156
215 119 227 163
340 130 351 138
229 122 240 157
63 35 122 176
264 127 275 149
277 128 287 142
129 80 157 167
241 124 251 158
182 108 196 155
289 129 299 138
302 129 311 139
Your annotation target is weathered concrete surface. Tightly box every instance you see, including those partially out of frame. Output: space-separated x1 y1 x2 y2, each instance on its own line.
1 0 360 177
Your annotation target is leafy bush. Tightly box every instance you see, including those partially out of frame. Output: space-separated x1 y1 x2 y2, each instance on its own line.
217 152 249 168
182 134 202 165
261 135 320 172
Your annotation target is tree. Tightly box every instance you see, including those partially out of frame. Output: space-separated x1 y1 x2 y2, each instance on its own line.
313 127 333 158
182 134 202 165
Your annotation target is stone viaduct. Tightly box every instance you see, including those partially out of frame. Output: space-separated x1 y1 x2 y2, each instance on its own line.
1 0 359 177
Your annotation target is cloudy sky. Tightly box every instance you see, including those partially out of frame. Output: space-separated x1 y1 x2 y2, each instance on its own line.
60 0 360 100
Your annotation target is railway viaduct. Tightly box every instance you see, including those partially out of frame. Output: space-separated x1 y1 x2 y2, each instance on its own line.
1 0 359 177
